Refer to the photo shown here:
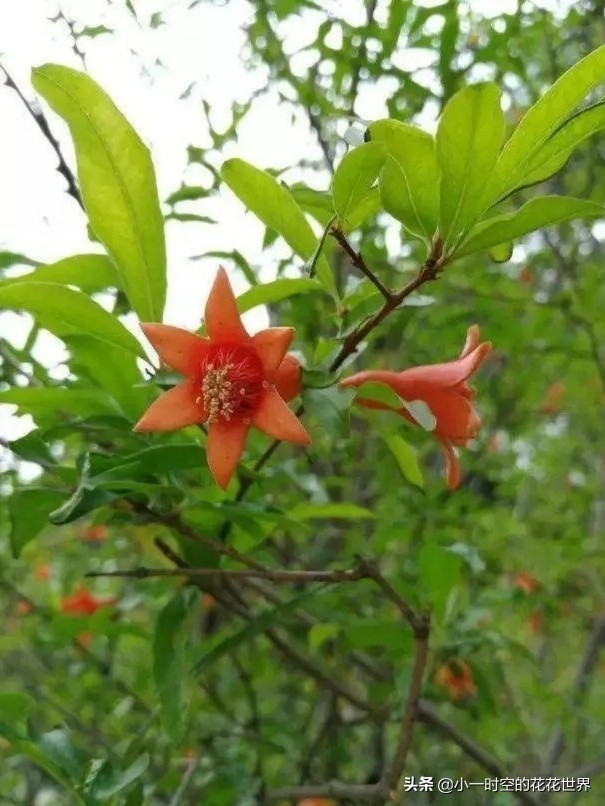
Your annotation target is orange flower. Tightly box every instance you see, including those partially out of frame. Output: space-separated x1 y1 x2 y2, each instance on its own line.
79 524 108 542
435 660 477 701
340 325 491 489
519 266 534 286
513 571 540 595
16 600 33 616
34 563 51 581
538 381 565 414
202 593 216 609
134 267 310 488
297 800 337 806
60 585 116 616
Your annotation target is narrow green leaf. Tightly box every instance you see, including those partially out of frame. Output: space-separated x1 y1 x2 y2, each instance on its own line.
221 158 338 298
418 543 461 620
0 254 119 293
455 196 603 259
288 503 375 520
331 142 385 225
383 435 424 488
9 488 65 557
153 588 198 743
0 282 144 357
490 45 605 201
0 724 86 805
436 83 505 249
355 381 403 409
237 278 323 313
32 64 167 321
520 101 605 187
82 753 150 800
369 118 439 241
0 251 39 272
0 388 120 421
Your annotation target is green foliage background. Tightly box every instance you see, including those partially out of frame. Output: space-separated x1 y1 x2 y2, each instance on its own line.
1 1 605 804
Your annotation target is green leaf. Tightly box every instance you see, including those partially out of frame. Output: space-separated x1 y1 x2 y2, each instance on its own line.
303 385 355 437
331 142 385 225
66 336 146 419
0 251 39 272
355 381 403 409
418 543 462 620
82 753 150 801
166 184 211 204
0 254 119 293
383 435 424 488
369 118 439 241
489 45 605 201
436 83 505 249
0 692 36 730
153 588 198 743
0 724 86 804
308 623 340 650
288 503 375 520
455 196 603 259
0 282 145 357
0 387 120 421
9 488 65 557
346 621 414 654
221 158 338 298
345 186 382 232
489 242 514 263
32 64 166 321
520 101 605 187
237 278 323 313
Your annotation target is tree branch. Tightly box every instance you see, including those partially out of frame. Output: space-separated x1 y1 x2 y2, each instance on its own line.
331 227 393 300
86 564 368 584
1 64 83 209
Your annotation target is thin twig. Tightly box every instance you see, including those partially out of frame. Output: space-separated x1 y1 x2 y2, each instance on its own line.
85 564 367 584
331 227 393 300
168 757 199 806
381 613 430 797
1 65 83 208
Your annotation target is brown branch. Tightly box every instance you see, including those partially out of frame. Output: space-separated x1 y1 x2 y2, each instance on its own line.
358 557 424 636
86 564 368 584
381 613 430 797
329 235 444 373
331 227 393 300
1 65 83 208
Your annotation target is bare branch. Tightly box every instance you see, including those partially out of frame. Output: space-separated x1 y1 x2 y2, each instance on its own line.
331 227 393 300
1 64 84 209
86 564 367 584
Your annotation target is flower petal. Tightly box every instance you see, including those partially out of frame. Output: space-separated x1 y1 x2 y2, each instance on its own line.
140 323 209 376
441 440 461 490
133 380 205 432
252 387 311 444
393 342 491 392
205 266 249 344
275 353 302 402
206 418 250 489
251 327 294 378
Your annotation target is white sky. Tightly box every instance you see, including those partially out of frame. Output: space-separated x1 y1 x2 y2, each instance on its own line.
0 0 573 453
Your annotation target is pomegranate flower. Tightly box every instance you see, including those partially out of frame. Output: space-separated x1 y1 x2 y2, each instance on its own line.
435 660 477 701
61 585 116 616
134 267 310 489
339 325 491 489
